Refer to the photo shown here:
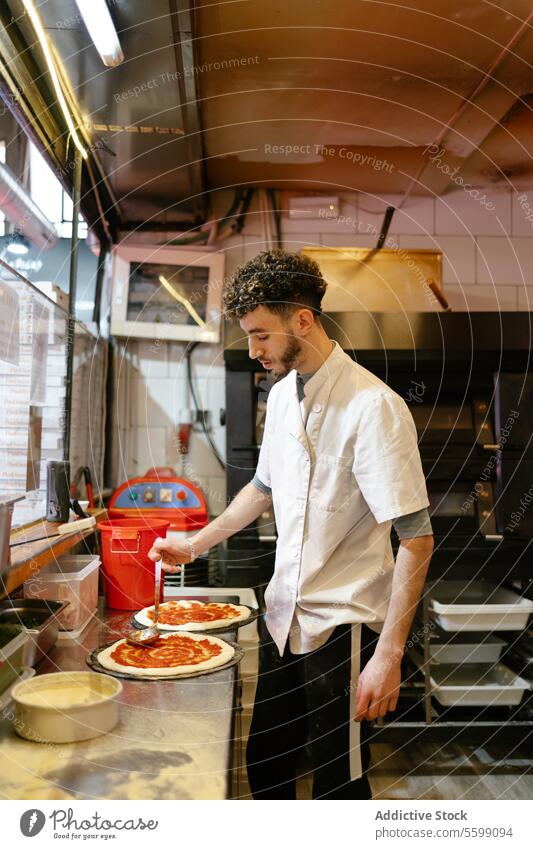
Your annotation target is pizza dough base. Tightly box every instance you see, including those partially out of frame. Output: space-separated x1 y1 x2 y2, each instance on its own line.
97 631 235 676
134 599 252 631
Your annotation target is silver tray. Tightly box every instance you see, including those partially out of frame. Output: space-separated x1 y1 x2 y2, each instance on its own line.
0 599 68 666
129 603 258 636
86 637 244 681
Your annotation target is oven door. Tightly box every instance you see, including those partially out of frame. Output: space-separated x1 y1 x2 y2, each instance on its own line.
427 481 499 539
413 401 498 479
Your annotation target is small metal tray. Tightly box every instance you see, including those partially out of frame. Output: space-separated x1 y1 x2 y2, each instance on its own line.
0 599 68 666
129 603 258 636
87 638 244 681
0 667 36 712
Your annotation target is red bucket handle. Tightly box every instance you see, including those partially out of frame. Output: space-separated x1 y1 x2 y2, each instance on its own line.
110 527 140 554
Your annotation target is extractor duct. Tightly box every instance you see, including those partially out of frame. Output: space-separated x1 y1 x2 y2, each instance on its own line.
0 160 58 250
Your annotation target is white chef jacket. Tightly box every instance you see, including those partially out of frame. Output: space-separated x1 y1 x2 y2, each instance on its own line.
256 340 430 656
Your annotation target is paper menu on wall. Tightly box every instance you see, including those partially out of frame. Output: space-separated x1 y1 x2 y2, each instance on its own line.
0 281 20 366
30 300 50 404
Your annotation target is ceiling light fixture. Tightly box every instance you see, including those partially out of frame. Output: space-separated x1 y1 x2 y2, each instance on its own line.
159 275 206 329
74 0 124 67
22 0 87 159
288 194 339 220
5 233 30 255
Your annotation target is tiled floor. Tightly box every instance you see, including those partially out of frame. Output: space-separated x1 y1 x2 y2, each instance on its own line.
232 651 533 801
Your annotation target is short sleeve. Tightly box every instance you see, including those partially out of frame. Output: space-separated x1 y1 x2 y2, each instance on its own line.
353 391 429 524
393 507 433 539
251 474 271 495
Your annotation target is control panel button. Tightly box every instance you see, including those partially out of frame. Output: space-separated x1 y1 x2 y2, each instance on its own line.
143 487 155 503
176 490 187 501
159 487 172 503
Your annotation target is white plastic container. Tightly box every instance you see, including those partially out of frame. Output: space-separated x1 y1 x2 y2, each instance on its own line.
11 671 122 743
430 663 531 707
56 609 96 642
429 580 533 631
23 555 100 630
429 631 506 664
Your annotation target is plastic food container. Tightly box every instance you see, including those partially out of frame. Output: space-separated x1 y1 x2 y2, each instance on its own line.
430 663 531 707
429 581 533 631
56 609 96 642
11 671 122 743
428 628 506 664
24 554 100 630
0 628 29 695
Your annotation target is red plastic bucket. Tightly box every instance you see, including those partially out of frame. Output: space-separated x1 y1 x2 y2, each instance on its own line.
98 518 170 610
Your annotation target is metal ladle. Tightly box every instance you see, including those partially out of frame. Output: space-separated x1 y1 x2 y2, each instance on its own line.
126 559 163 648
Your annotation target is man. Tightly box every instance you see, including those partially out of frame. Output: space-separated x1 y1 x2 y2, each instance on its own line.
149 250 433 800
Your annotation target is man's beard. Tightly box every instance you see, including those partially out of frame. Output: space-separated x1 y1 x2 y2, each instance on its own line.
274 336 302 378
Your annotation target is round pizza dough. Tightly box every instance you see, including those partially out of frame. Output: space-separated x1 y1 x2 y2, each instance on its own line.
97 631 235 677
134 599 252 631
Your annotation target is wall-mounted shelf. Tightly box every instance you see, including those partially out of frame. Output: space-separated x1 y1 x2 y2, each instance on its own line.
1 509 106 600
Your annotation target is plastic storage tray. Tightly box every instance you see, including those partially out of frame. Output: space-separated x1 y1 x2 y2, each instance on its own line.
56 609 96 642
428 627 506 664
503 635 533 681
429 581 533 631
0 630 28 695
24 554 100 630
430 663 531 706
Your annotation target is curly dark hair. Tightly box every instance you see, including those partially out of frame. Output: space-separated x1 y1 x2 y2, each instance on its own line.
222 250 327 320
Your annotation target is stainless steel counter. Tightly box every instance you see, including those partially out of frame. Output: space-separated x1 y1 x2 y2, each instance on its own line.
0 604 239 800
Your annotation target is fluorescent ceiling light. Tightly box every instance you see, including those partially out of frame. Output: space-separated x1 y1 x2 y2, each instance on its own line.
6 233 30 255
74 0 124 67
22 0 87 159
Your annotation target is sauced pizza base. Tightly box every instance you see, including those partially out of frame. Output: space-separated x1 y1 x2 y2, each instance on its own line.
135 599 251 631
97 631 235 676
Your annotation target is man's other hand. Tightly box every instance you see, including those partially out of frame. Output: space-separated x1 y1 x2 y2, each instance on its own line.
353 650 402 722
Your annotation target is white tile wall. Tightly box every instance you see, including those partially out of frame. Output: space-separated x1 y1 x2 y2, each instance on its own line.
129 426 168 476
132 376 187 427
204 475 227 516
477 236 533 286
356 194 435 236
320 232 401 248
117 186 533 513
511 191 533 237
517 287 533 310
131 339 170 378
397 234 476 285
444 284 517 312
435 191 511 236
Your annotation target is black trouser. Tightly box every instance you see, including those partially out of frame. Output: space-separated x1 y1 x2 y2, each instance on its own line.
246 622 377 799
